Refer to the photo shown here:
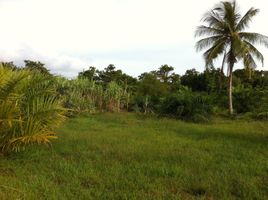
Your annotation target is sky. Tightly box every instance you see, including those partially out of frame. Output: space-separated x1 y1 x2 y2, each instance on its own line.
0 0 268 77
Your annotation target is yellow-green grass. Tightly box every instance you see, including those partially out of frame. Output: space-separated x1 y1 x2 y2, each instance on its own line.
0 113 267 199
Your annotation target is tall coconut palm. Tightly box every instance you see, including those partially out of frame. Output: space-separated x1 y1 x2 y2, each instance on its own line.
195 0 268 115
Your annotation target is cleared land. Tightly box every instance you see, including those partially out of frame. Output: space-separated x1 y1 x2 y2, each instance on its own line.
0 113 267 199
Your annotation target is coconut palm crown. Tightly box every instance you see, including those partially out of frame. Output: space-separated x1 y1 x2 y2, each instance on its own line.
195 0 268 114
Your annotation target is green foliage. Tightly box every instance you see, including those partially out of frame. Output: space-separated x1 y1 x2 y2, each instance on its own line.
78 66 98 81
55 77 130 114
79 64 137 89
24 60 52 76
233 86 268 114
0 62 18 70
157 64 174 83
0 65 66 153
75 62 267 121
181 69 205 91
56 78 100 114
104 81 123 112
160 88 213 121
138 72 169 96
255 112 268 120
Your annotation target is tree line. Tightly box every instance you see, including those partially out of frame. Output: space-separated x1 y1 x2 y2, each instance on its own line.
2 60 268 120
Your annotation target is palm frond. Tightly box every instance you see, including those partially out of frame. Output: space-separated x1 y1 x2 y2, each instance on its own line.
243 53 257 70
0 100 20 127
0 67 66 153
4 131 57 152
24 95 66 127
203 40 226 67
195 35 225 51
243 41 264 67
239 32 268 48
222 1 240 30
236 8 259 31
0 70 29 101
202 9 224 28
195 25 223 37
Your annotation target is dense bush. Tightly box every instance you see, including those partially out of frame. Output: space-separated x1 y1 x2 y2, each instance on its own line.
159 89 213 121
132 95 160 114
233 87 268 114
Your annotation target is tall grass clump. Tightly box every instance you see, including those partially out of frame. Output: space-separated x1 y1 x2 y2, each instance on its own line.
56 78 130 114
56 77 101 114
0 65 66 153
105 81 123 112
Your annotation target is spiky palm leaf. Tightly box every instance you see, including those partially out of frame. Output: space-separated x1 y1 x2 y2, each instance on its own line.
0 65 66 153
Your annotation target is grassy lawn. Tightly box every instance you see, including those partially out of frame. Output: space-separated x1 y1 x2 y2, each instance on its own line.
0 113 267 200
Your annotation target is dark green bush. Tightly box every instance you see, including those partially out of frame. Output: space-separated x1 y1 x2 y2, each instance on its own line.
255 112 268 120
233 87 268 114
159 89 213 121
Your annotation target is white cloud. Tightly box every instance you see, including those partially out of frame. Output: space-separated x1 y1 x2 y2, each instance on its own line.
0 0 267 77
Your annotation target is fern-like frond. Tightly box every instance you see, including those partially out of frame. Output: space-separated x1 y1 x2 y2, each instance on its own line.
239 32 268 48
4 132 57 152
203 40 226 67
243 41 264 67
0 70 30 101
0 67 66 153
236 8 259 31
195 35 225 51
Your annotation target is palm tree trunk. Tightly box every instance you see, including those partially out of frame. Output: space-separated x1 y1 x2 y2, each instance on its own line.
228 63 234 115
219 52 226 92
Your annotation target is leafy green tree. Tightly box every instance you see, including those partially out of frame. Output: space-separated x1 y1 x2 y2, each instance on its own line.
135 72 169 113
78 66 98 81
204 66 225 93
24 60 51 76
98 64 122 84
138 72 169 97
1 62 18 70
195 0 268 114
233 69 268 89
252 70 268 88
181 69 206 91
98 65 137 90
169 73 181 91
157 64 174 83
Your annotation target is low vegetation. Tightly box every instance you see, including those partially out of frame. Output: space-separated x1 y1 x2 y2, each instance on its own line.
0 113 267 199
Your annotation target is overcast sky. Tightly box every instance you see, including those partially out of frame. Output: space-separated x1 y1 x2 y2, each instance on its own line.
0 0 268 77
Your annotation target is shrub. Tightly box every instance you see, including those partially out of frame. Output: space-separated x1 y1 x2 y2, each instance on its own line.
0 65 66 153
233 87 268 114
160 89 213 121
132 95 158 114
255 112 268 121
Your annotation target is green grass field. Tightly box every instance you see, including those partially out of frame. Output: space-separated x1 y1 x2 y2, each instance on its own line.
0 113 267 200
